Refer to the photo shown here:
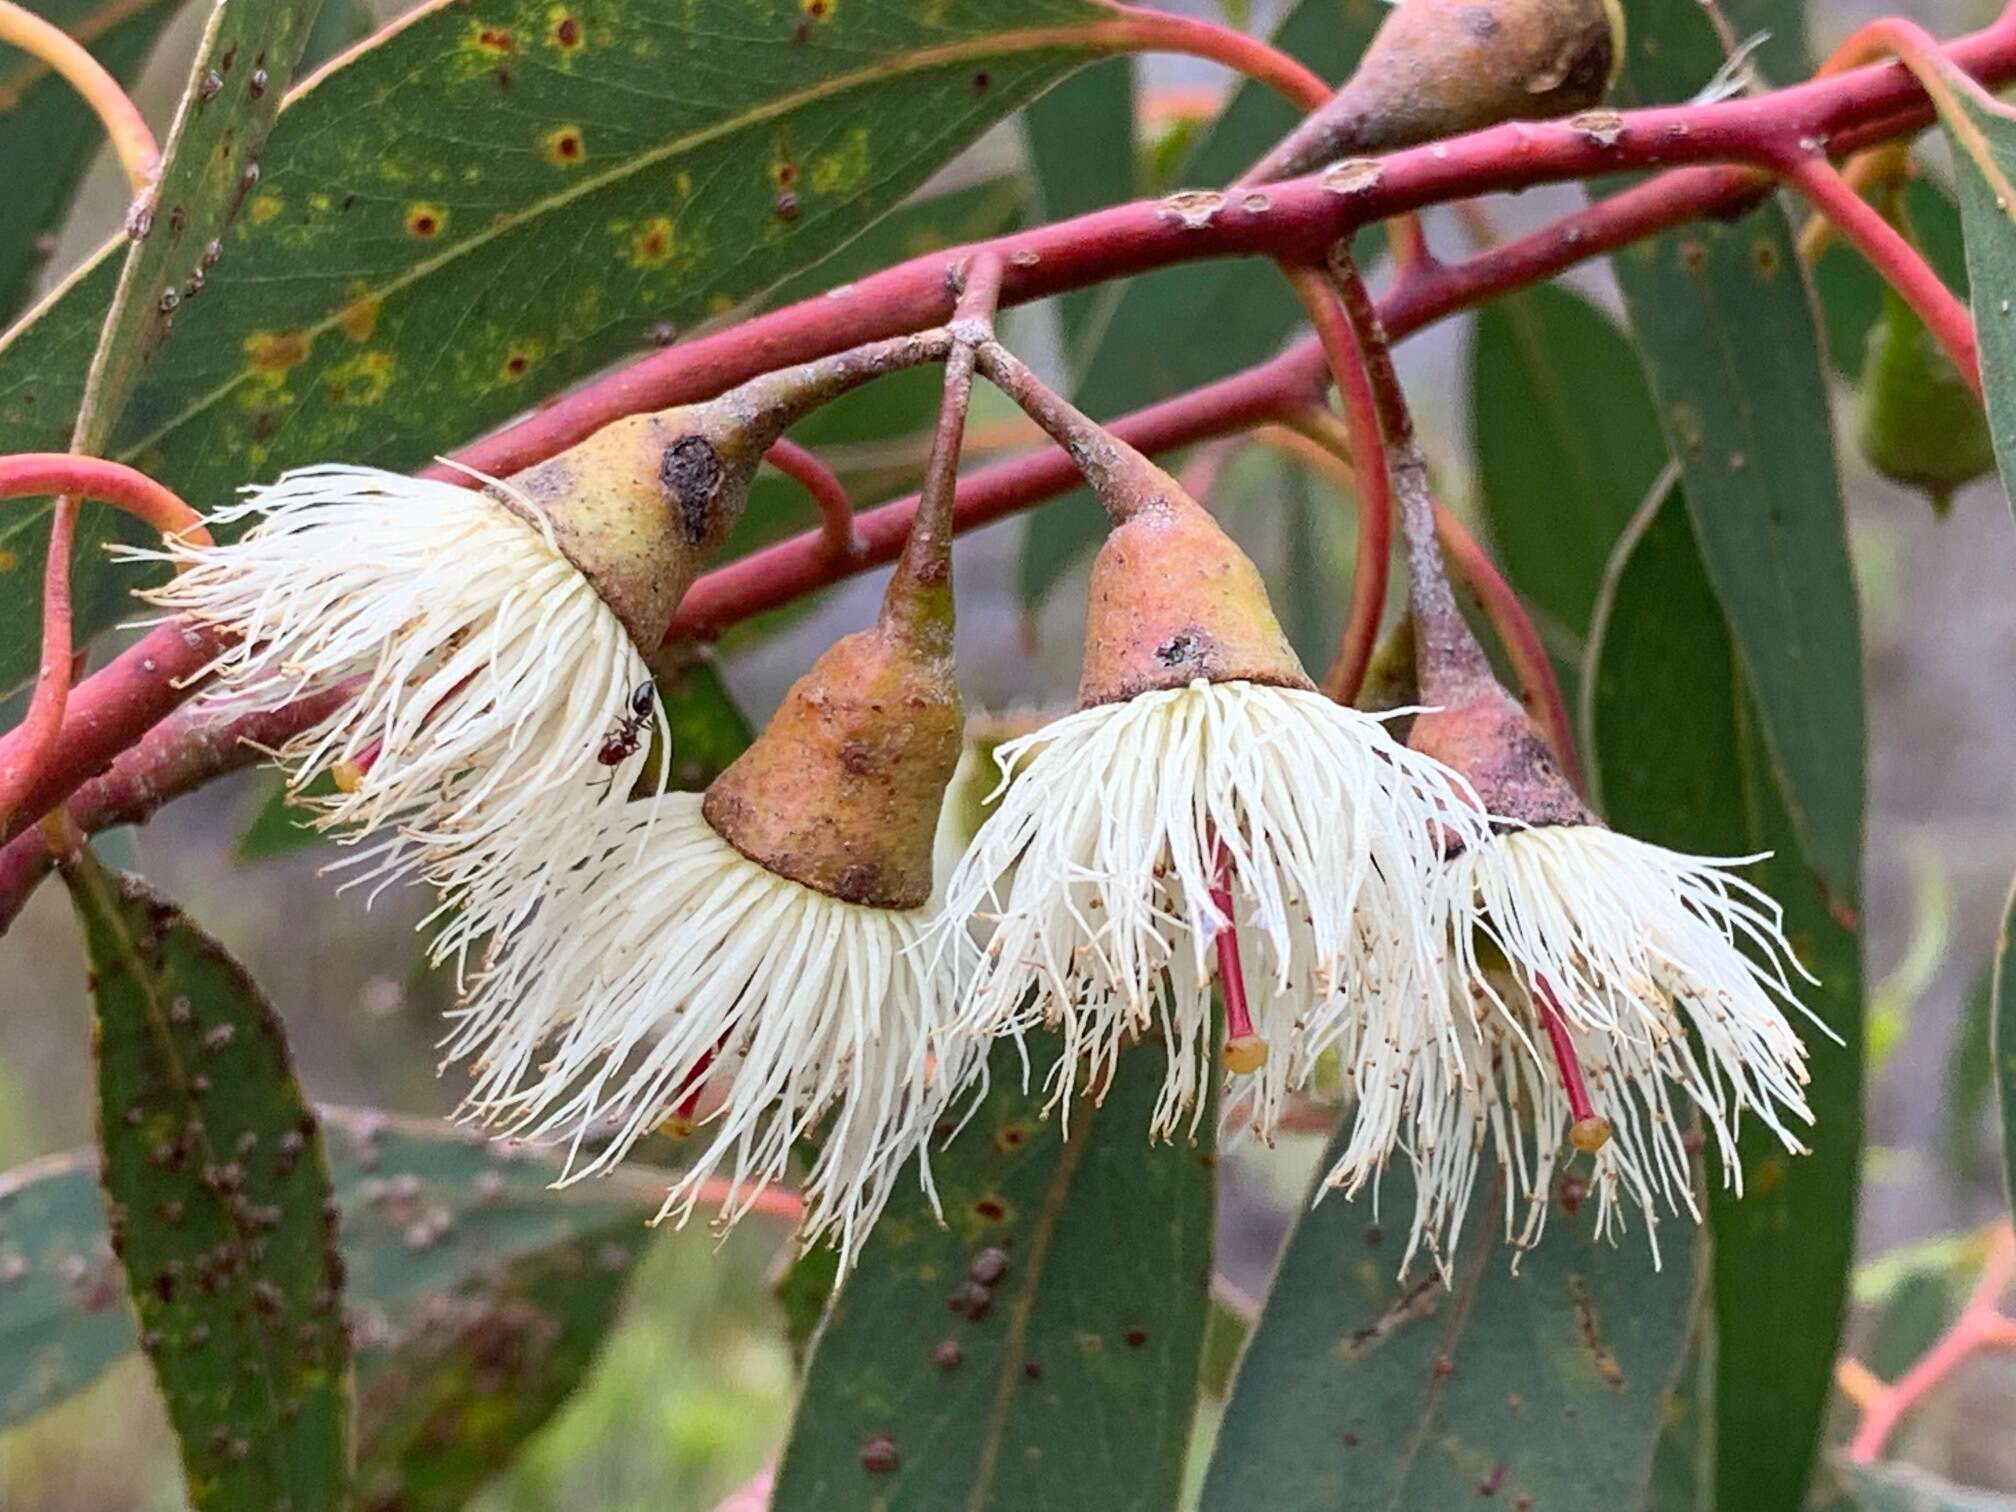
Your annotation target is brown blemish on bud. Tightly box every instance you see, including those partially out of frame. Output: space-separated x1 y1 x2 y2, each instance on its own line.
1077 477 1311 706
703 612 960 909
498 329 952 652
1407 676 1591 832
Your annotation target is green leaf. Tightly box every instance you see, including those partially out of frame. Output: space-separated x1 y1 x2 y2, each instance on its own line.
1606 0 1863 905
1015 0 1386 608
353 1218 651 1512
0 0 1116 697
1945 952 1997 1178
1936 63 2016 534
1832 1461 2016 1511
1993 878 2016 1224
1586 480 1864 1512
0 1108 671 1434
0 0 183 320
652 654 754 793
1468 282 1667 639
60 846 350 1508
72 0 323 457
1200 1132 1699 1509
0 1144 141 1433
234 767 338 863
770 1037 1217 1511
1024 56 1136 361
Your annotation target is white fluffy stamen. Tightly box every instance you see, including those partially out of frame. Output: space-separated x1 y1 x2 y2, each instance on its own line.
445 793 980 1269
121 464 662 966
1329 823 1822 1271
931 679 1491 1140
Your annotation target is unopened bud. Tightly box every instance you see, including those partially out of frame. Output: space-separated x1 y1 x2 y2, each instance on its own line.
1249 0 1626 184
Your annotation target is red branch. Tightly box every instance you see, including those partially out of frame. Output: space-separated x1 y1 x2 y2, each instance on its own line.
0 685 352 933
1282 267 1392 706
764 439 864 562
0 457 206 833
426 12 2016 489
10 12 2016 854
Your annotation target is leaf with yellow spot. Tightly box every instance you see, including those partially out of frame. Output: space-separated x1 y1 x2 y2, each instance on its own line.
0 0 1120 695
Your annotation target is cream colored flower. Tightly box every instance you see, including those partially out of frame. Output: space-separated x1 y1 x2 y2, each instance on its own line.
124 465 663 967
935 678 1489 1141
1327 823 1821 1271
447 792 979 1268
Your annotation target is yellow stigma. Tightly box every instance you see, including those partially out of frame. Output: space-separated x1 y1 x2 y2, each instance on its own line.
329 758 367 793
1569 1116 1613 1154
1222 1034 1269 1075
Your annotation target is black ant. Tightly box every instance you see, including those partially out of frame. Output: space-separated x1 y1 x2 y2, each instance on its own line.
598 680 657 765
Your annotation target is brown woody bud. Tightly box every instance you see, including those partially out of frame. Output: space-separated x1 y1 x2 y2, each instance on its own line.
702 612 961 910
1248 0 1626 184
702 326 981 910
494 330 952 651
1077 469 1312 707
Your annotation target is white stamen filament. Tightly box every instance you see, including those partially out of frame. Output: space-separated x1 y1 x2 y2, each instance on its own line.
931 679 1492 1141
446 793 981 1270
119 464 662 970
1329 823 1822 1272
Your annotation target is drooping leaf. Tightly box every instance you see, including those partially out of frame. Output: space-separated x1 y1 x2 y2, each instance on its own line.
1024 55 1136 360
0 0 1117 695
0 0 183 320
1586 480 1864 1512
1993 878 2016 1223
60 846 350 1508
1605 0 1863 905
770 1036 1217 1511
1200 1129 1699 1510
1645 1335 1713 1512
70 0 324 457
1468 281 1666 639
1944 951 1997 1178
0 1109 674 1436
1016 0 1386 607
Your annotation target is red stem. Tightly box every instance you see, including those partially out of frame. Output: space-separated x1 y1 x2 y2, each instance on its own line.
764 438 864 562
1282 266 1392 706
1102 4 1329 113
4 498 79 835
1846 1229 2016 1463
1774 149 1979 397
671 339 1329 637
425 13 2016 489
0 458 207 831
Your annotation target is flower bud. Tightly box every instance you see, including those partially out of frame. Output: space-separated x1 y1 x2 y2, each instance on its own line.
501 329 952 651
1077 461 1312 706
1855 280 1993 512
1249 0 1626 184
702 613 962 910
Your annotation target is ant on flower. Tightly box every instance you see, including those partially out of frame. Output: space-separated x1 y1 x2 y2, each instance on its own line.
598 680 657 766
